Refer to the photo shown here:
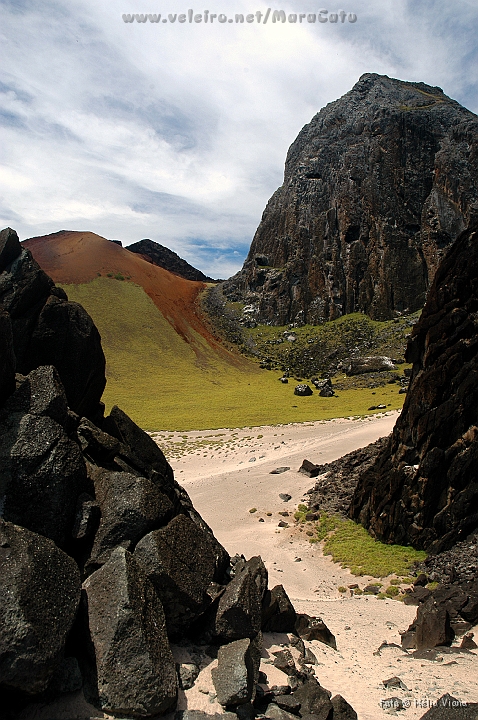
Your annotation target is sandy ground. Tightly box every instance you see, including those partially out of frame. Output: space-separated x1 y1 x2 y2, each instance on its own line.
156 412 478 719
19 413 477 720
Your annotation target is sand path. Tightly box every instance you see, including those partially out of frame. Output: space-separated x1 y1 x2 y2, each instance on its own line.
156 412 478 720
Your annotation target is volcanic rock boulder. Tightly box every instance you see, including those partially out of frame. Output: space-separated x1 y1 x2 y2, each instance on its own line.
134 514 228 638
351 223 478 551
86 470 175 570
0 227 22 272
211 637 260 706
82 546 177 716
262 584 297 633
0 520 81 695
292 677 333 720
415 597 454 650
0 369 88 550
212 556 267 642
222 74 478 323
103 405 173 485
0 228 105 420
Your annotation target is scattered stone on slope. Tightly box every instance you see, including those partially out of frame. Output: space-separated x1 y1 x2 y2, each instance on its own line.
299 460 322 478
82 546 177 717
134 514 226 638
295 614 337 650
346 356 396 375
0 520 81 695
211 637 260 706
294 384 313 397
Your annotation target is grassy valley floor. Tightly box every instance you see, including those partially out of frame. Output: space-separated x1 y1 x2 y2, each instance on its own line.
63 278 408 431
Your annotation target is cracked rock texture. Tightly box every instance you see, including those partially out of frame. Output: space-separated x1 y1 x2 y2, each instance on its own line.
223 74 478 323
350 223 478 552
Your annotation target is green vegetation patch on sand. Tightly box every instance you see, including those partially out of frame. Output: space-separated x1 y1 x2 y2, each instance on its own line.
62 278 406 430
308 513 426 578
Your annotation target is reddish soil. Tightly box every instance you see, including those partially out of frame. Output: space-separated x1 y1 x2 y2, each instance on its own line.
24 230 250 368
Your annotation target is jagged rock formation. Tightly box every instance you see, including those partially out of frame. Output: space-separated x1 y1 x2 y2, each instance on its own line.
128 238 217 282
0 227 350 719
222 74 478 324
0 228 105 420
350 223 478 552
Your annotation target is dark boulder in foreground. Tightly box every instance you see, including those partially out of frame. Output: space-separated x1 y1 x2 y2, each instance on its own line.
351 223 478 552
0 520 81 695
82 547 178 716
0 228 105 420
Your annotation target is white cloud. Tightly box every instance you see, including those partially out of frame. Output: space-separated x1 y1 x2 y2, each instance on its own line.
0 0 476 277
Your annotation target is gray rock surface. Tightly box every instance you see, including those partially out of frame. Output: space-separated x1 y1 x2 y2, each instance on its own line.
295 614 337 650
415 598 454 650
417 694 478 719
222 74 478 323
87 470 175 570
0 520 81 695
82 546 177 717
134 514 223 637
211 637 259 706
213 557 266 641
0 227 22 272
346 356 395 375
0 402 88 549
292 677 333 719
331 694 358 719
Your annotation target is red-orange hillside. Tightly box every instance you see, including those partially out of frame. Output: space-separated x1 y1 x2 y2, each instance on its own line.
24 230 246 368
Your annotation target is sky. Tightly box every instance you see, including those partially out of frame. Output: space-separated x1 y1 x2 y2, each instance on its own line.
1 0 477 279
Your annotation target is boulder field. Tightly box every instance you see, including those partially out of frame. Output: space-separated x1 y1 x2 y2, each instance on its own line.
0 227 354 718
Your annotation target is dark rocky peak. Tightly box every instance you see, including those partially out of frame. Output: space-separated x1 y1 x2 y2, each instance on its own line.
350 222 478 553
223 73 478 324
127 238 218 283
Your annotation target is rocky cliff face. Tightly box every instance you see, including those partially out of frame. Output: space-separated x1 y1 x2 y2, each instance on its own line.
223 74 478 324
350 222 478 553
128 238 217 283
